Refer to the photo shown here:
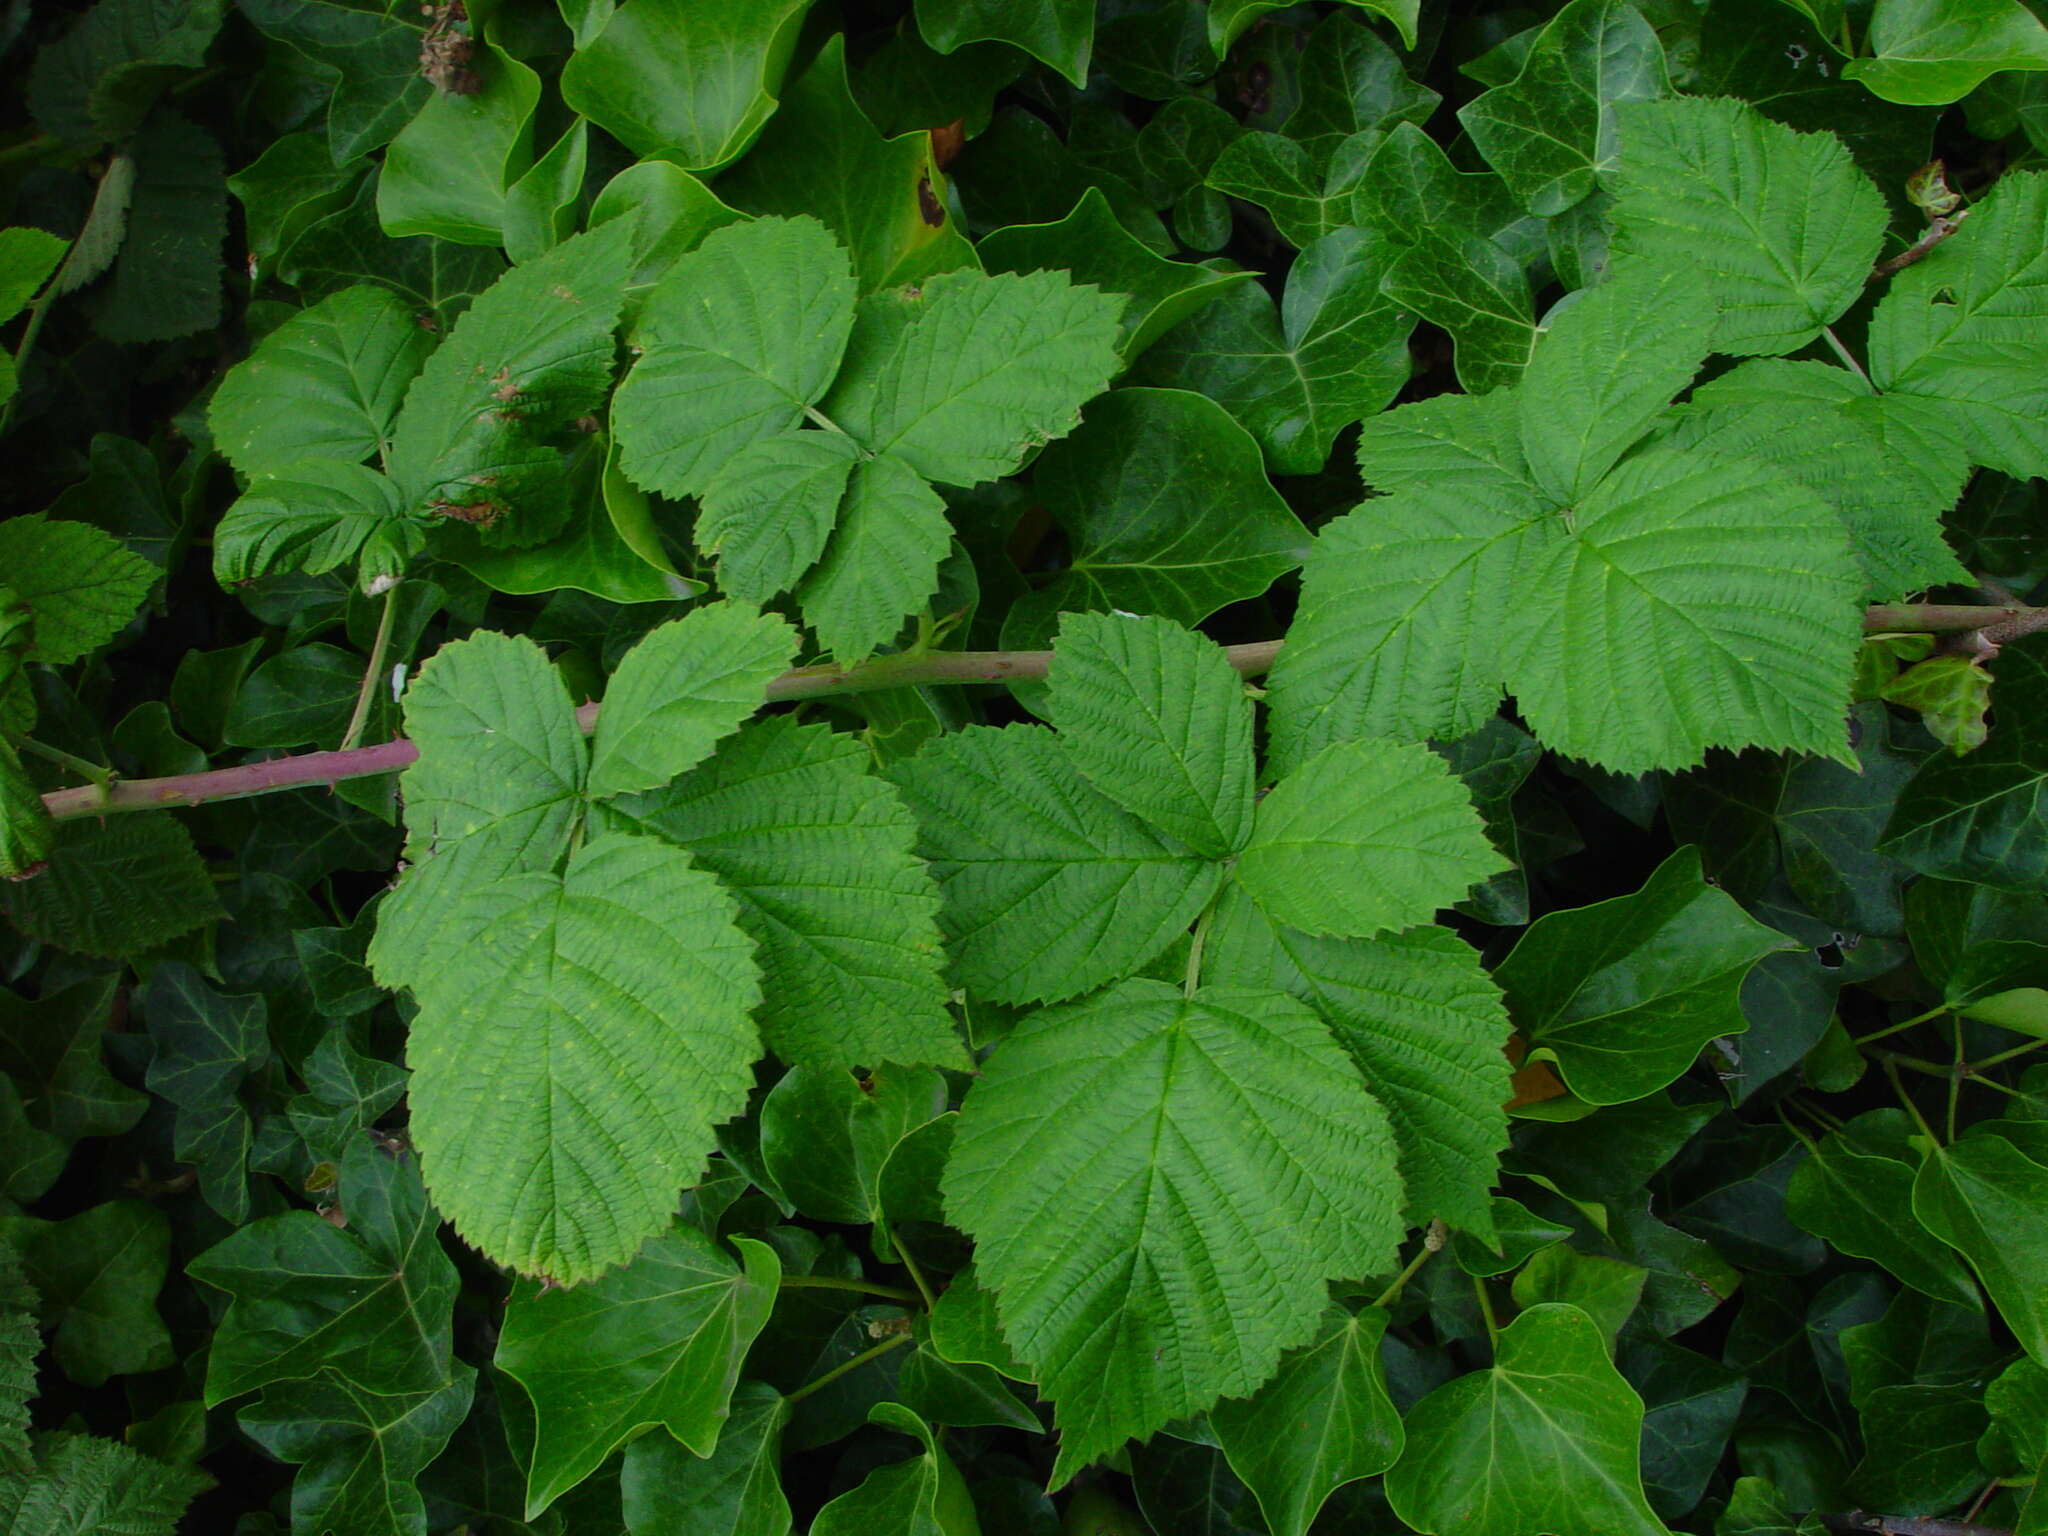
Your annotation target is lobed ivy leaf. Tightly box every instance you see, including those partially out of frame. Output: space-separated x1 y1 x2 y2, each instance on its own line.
914 0 1093 85
236 0 430 161
945 980 1406 1484
1207 130 1376 249
141 964 268 1225
617 1380 791 1536
27 0 226 144
14 1200 173 1389
1379 228 1536 395
1913 1133 2048 1365
376 42 541 247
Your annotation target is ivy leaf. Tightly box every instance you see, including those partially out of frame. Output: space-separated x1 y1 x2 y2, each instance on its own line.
376 42 541 246
760 1063 946 1225
235 0 429 161
1379 228 1537 395
560 0 812 169
914 0 1093 85
212 460 414 586
695 430 861 603
0 975 145 1155
15 1201 173 1388
822 268 1123 488
0 514 155 665
588 603 797 800
1209 0 1420 55
280 174 506 327
227 131 361 281
1046 612 1256 858
1356 123 1527 251
1785 1138 1982 1308
1607 97 1889 356
890 725 1222 1005
618 1381 791 1536
1135 227 1415 475
1850 1380 1990 1512
188 1141 459 1402
1209 1307 1404 1536
978 187 1257 364
794 451 953 662
368 630 586 989
606 717 967 1072
400 833 761 1282
1843 0 2048 105
1207 131 1375 249
1284 14 1440 151
1913 1134 2048 1365
0 1432 212 1534
613 217 858 501
1 818 222 961
1384 1303 1671 1536
1493 847 1793 1103
210 286 434 477
1868 171 2048 480
141 964 267 1226
386 219 634 533
1881 630 2048 891
238 1369 476 1536
1457 0 1671 215
811 1402 979 1535
1235 740 1504 939
1205 893 1512 1236
999 387 1310 649
1511 1246 1649 1349
496 1224 780 1515
945 979 1405 1484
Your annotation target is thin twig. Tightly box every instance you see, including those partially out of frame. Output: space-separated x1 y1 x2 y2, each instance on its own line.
1822 326 1875 389
338 589 398 752
783 1331 912 1406
1812 1512 2013 1536
1867 211 1968 284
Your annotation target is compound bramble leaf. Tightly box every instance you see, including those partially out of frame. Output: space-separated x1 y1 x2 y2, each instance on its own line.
212 460 413 585
1607 96 1889 356
891 725 1221 1005
945 979 1405 1484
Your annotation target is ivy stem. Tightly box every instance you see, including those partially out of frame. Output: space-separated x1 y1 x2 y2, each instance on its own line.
1822 326 1875 390
777 1273 921 1303
1881 1055 1941 1144
884 1222 937 1312
1972 1039 2048 1070
1852 1002 1950 1048
1885 1050 2025 1097
784 1331 913 1405
1948 1020 1966 1143
338 590 398 752
1472 1275 1501 1344
1370 1221 1445 1310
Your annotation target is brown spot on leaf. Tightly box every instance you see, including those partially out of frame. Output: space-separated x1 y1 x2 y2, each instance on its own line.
917 173 945 228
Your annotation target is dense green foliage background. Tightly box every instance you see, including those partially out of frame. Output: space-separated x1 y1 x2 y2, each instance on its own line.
5 0 2048 1531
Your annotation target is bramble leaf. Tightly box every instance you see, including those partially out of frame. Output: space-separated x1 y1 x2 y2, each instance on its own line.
0 514 155 666
212 460 415 586
793 451 952 662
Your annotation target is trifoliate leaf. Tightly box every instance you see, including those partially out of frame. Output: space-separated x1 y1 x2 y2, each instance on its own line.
0 1432 213 1536
1235 740 1504 939
209 285 435 476
1519 269 1715 505
237 1369 474 1536
695 430 861 602
496 1225 780 1515
1379 227 1537 394
587 602 796 799
1135 227 1415 475
820 267 1123 488
605 716 967 1071
0 514 155 665
212 460 413 585
794 450 952 662
400 832 761 1282
1210 1308 1404 1536
890 725 1222 1005
1869 171 2048 480
1494 847 1793 1103
1384 1303 1670 1536
386 219 634 533
1457 0 1671 216
0 817 222 960
1607 97 1889 355
1206 890 1512 1235
945 979 1406 1484
1843 0 2048 105
368 630 586 989
613 217 858 499
1045 611 1255 858
189 1141 458 1401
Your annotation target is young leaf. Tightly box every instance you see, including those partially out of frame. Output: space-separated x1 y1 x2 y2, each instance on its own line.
587 602 797 800
821 267 1123 488
1234 739 1505 939
1493 847 1793 1103
890 725 1222 1004
1607 97 1889 355
944 980 1406 1483
695 430 862 602
810 1403 979 1535
1205 892 1512 1236
209 285 434 476
1384 1303 1671 1536
496 1225 780 1515
793 450 952 662
0 513 155 665
613 217 858 500
398 832 761 1282
1045 611 1256 858
605 717 967 1072
1209 1307 1404 1536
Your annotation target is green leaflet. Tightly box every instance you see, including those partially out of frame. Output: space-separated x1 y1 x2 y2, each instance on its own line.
496 1224 780 1514
605 717 966 1072
211 460 416 586
1869 171 2048 481
696 431 861 603
0 818 222 961
944 979 1406 1484
1045 611 1256 857
397 832 761 1283
0 736 51 882
1385 1303 1671 1536
0 1431 213 1535
0 514 156 667
793 450 952 662
890 723 1221 1005
1607 97 1888 356
209 285 434 477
